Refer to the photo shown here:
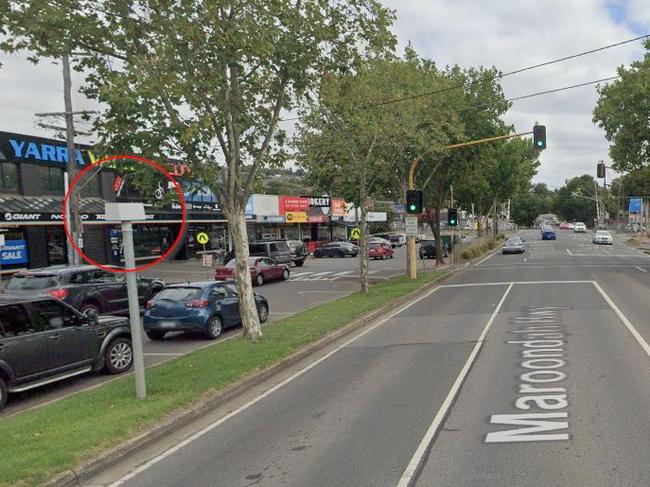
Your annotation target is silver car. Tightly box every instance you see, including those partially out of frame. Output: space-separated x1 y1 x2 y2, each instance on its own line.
502 237 525 254
592 230 613 245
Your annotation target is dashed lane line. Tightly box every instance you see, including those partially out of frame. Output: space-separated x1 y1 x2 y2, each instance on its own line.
636 266 648 273
395 283 514 487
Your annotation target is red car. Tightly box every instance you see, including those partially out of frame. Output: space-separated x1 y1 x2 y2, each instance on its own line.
368 242 394 260
558 222 570 230
214 257 290 286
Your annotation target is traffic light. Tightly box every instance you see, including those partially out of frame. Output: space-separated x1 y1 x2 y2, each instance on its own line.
406 190 423 214
597 162 606 178
448 208 458 226
533 125 546 150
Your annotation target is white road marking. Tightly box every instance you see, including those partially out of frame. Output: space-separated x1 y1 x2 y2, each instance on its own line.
306 271 335 277
636 266 647 273
332 271 355 276
109 283 445 486
396 283 513 487
439 280 593 288
592 281 650 358
289 272 310 277
523 258 527 263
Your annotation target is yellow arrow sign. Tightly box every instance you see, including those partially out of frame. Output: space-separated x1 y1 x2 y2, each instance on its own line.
351 228 361 240
196 232 209 245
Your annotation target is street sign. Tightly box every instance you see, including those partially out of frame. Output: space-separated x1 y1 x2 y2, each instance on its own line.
629 198 642 213
405 216 418 237
196 232 210 245
351 228 361 240
201 253 213 267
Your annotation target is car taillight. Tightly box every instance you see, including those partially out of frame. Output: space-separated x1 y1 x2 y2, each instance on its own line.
49 289 69 299
185 299 209 308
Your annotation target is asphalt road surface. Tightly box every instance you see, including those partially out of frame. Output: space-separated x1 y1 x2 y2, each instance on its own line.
86 229 650 487
1 245 425 418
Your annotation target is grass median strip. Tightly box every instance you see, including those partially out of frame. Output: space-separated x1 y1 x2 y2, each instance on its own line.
0 270 447 487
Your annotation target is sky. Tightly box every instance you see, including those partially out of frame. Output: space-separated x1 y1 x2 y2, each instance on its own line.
0 0 648 189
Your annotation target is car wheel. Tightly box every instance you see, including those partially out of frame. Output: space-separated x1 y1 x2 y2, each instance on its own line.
381 253 386 260
80 302 100 316
295 259 305 267
258 303 269 323
205 316 223 339
146 330 166 341
282 268 290 280
0 376 7 411
256 273 265 286
104 337 133 374
314 252 322 258
390 254 394 259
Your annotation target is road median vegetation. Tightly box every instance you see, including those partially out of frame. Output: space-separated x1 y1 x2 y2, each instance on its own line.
460 234 506 261
0 270 447 487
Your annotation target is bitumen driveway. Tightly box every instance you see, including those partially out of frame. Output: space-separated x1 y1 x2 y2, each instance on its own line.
85 228 650 487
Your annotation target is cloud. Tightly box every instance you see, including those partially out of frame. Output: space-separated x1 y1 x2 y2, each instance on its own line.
383 0 647 187
1 1 647 189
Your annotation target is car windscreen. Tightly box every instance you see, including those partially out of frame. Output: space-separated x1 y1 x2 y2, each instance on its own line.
369 243 380 248
6 274 59 290
226 257 258 267
421 240 436 246
270 241 289 252
154 287 203 301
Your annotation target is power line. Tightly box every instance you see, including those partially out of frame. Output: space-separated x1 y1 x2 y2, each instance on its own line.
279 33 648 123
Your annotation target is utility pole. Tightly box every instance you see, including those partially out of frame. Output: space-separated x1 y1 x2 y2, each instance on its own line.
450 185 454 266
62 54 83 264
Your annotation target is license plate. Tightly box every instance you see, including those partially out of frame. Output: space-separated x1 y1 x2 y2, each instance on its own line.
159 320 178 329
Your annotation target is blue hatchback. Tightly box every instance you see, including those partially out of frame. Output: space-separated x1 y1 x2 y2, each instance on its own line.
541 227 557 240
143 281 269 340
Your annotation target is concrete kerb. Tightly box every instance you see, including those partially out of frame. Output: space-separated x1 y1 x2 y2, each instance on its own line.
42 269 453 487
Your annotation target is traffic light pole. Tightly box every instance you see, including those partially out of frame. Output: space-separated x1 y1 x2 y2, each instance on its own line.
407 130 533 279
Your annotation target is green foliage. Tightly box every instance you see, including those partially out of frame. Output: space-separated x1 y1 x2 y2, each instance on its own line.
553 174 598 224
593 39 650 172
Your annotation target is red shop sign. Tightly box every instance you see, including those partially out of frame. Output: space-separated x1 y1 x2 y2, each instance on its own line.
279 196 309 214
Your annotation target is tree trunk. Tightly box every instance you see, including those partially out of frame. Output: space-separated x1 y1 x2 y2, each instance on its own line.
493 200 499 238
227 208 262 339
359 170 369 295
476 214 483 238
434 204 445 266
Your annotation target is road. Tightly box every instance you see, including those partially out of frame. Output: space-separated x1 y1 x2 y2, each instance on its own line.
1 244 430 418
87 229 650 487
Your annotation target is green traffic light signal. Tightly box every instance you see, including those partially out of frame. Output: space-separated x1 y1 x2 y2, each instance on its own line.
406 190 423 214
533 125 546 150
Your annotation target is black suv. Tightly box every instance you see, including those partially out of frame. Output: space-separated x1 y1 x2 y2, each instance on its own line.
0 295 133 410
286 240 307 267
4 265 165 316
419 239 449 259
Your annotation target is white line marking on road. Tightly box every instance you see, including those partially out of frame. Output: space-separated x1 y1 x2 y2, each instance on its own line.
307 271 334 277
475 248 500 266
109 283 446 487
592 281 650 359
396 283 513 487
143 353 184 357
290 272 310 277
439 280 593 288
566 249 572 256
332 271 354 276
636 266 647 273
523 258 527 263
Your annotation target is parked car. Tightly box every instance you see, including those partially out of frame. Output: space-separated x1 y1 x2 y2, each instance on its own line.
286 240 307 267
541 227 557 240
3 265 165 316
368 242 394 260
502 237 525 254
0 295 133 410
214 257 290 286
592 230 613 245
558 222 571 230
371 233 406 248
573 222 587 233
313 242 359 258
222 240 293 266
368 237 392 247
419 239 448 259
143 281 269 341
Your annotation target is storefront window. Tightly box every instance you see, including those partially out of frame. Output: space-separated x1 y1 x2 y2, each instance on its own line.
0 162 19 192
46 226 67 265
133 225 173 259
33 165 64 195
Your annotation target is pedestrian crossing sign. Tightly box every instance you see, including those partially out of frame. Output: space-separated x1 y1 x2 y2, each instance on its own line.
196 232 209 245
351 228 361 240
